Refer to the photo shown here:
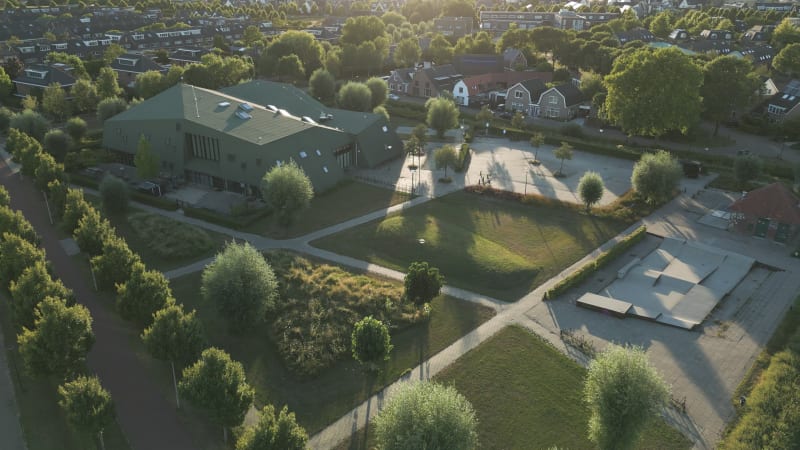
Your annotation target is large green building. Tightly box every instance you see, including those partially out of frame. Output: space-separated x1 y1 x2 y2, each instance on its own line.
102 81 404 195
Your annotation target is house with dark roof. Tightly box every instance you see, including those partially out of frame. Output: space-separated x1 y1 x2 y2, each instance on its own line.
505 79 549 116
743 25 775 42
433 16 474 39
502 48 528 69
388 67 414 94
537 84 586 120
615 27 655 44
766 80 800 123
669 29 690 41
700 29 734 41
741 44 775 66
170 47 211 65
110 53 167 89
453 54 504 76
103 82 403 196
729 183 800 242
408 64 463 99
12 63 77 98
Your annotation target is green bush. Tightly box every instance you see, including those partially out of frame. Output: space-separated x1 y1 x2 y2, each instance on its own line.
455 143 471 172
128 191 179 211
183 205 270 230
544 225 647 300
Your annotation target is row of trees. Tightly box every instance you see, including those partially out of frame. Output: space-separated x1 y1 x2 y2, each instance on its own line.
0 181 115 449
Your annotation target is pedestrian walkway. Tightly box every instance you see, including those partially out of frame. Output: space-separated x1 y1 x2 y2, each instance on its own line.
0 313 27 450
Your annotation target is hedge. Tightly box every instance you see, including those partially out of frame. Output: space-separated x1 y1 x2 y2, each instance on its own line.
544 225 647 300
70 173 179 211
183 204 271 230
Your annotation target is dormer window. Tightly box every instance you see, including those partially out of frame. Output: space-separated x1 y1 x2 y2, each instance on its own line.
117 57 138 67
24 69 48 79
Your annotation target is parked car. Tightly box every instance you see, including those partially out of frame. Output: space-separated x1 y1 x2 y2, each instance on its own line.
136 181 162 197
388 93 400 101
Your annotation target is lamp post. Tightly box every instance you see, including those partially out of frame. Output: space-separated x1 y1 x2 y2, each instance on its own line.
485 121 490 136
410 168 416 195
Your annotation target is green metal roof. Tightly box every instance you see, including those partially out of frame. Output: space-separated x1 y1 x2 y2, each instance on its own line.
106 83 343 146
220 80 384 134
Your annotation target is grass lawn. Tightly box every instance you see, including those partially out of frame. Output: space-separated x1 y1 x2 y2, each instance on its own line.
84 194 231 271
0 296 131 450
312 191 626 301
242 180 411 238
336 326 691 450
168 259 495 434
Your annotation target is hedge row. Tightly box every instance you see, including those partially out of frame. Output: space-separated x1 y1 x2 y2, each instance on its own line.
69 173 180 211
544 225 647 300
386 100 427 122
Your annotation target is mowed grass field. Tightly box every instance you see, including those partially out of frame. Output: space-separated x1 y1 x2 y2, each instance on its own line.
313 191 627 301
335 326 691 450
246 180 412 238
168 262 495 434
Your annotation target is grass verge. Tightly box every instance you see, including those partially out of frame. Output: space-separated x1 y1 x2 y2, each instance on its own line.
336 325 690 450
168 255 495 434
0 295 131 450
312 190 627 301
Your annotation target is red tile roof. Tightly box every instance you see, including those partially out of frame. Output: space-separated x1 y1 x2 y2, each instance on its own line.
729 182 800 224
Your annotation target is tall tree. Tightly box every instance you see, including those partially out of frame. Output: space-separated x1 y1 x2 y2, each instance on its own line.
58 376 115 450
426 34 455 64
578 171 605 211
404 261 444 305
426 96 459 138
96 67 122 99
604 47 703 137
65 117 88 143
73 207 114 257
135 70 166 99
17 297 95 380
260 159 314 227
90 235 140 291
96 97 128 123
9 261 72 330
308 68 335 103
201 242 279 331
773 43 800 78
531 26 567 65
179 347 255 443
34 153 65 192
434 144 458 177
374 382 478 450
394 37 422 67
0 66 12 100
701 56 759 136
236 405 308 450
584 345 669 450
134 134 159 179
337 82 373 112
630 150 682 204
366 77 388 109
339 16 390 74
733 154 763 188
771 17 800 51
554 141 574 176
351 316 393 370
0 232 46 286
142 303 204 408
98 174 129 215
118 262 175 328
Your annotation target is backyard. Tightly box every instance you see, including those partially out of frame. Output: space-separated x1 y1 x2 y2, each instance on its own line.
335 325 692 450
312 190 627 301
167 252 495 434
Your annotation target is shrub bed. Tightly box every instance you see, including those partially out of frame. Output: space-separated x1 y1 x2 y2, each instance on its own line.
182 204 270 230
385 100 427 122
129 191 180 211
266 251 426 377
128 212 214 259
543 225 647 300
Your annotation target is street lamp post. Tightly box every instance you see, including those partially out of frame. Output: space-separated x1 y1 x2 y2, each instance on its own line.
410 168 416 195
485 121 490 136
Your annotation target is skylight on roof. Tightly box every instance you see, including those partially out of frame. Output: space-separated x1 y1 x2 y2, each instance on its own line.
239 103 253 112
299 151 308 158
323 166 329 173
315 149 322 156
218 101 230 107
235 110 251 120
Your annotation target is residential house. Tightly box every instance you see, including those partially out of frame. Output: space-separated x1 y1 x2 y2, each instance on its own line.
678 0 705 9
110 53 167 89
765 80 800 123
454 71 552 106
478 10 618 35
103 82 403 196
503 48 528 69
505 78 549 116
753 2 795 11
388 67 414 94
729 183 800 243
743 25 775 42
537 84 586 120
741 44 775 66
669 28 690 41
554 10 586 31
615 27 656 44
760 76 779 97
12 63 77 98
700 29 734 41
408 64 463 98
433 17 474 39
170 47 211 65
453 54 504 75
